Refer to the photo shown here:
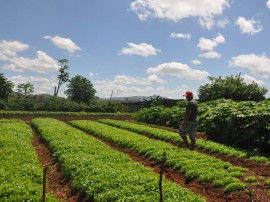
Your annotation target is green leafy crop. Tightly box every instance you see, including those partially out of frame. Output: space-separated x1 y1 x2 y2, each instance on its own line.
32 118 205 202
71 120 247 192
0 119 58 201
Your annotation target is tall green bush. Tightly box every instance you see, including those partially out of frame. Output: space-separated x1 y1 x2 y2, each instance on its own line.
199 100 270 152
135 99 270 153
135 105 185 128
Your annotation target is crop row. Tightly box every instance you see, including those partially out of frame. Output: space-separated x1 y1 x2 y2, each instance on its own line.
70 120 247 192
0 119 57 202
32 118 204 201
0 110 131 117
97 119 270 164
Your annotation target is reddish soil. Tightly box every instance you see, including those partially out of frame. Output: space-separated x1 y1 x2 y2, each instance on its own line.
2 114 269 202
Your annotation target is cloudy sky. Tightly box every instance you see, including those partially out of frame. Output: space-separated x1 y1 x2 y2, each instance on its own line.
1 0 270 99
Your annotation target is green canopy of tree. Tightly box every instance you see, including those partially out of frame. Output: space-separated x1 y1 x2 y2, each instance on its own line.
198 73 268 102
17 83 34 96
54 59 70 97
64 75 96 104
17 83 34 110
0 73 14 102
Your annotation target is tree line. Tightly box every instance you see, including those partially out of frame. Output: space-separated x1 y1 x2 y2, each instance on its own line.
0 59 124 112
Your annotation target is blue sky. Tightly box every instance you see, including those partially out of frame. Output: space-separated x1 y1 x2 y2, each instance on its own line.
1 0 270 99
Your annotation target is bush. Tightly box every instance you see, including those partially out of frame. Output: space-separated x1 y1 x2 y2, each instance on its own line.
135 99 270 153
135 105 185 128
198 100 270 153
0 99 8 110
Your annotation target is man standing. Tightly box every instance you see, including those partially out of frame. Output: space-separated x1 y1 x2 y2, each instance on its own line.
179 90 198 150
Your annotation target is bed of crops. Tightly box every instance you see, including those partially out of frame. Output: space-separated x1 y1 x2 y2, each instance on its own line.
1 116 270 201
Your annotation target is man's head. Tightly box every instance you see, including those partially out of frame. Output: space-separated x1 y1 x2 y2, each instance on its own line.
183 90 193 101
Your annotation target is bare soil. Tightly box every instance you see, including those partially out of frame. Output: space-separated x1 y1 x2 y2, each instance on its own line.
2 115 270 202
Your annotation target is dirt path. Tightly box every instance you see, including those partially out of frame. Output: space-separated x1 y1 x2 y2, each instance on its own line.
32 127 89 202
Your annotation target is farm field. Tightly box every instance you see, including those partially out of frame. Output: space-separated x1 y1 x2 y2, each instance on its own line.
0 114 270 201
0 119 58 201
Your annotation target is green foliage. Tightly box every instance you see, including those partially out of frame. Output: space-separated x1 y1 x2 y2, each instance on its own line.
33 96 89 112
65 75 96 104
244 176 257 183
175 99 188 108
2 92 127 113
264 179 270 186
0 119 58 201
143 95 163 108
0 99 9 110
17 83 34 95
99 100 126 112
198 73 267 102
0 110 131 117
0 73 14 102
99 119 270 164
249 156 269 163
17 83 35 110
199 100 270 152
32 118 205 202
71 120 247 190
54 59 70 96
224 182 246 192
135 105 185 128
135 98 270 154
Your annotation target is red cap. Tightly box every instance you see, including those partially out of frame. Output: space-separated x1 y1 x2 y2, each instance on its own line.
183 90 193 96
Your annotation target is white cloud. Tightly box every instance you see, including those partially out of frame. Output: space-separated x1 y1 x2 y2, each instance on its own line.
147 62 209 80
120 42 160 57
197 33 225 51
94 80 182 99
242 74 265 86
235 17 263 35
8 75 57 94
191 60 202 65
229 53 270 77
94 80 154 98
214 33 226 44
93 74 171 98
199 51 221 59
114 74 165 86
155 86 186 99
130 0 229 29
217 18 229 28
199 16 229 30
93 73 197 99
0 40 29 60
267 0 270 9
199 17 215 30
130 0 229 21
147 74 167 83
170 33 191 39
44 35 81 52
2 51 59 73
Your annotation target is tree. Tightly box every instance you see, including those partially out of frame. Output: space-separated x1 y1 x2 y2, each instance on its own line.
54 59 70 96
64 75 96 104
143 95 163 108
0 73 14 103
198 73 268 102
17 83 34 110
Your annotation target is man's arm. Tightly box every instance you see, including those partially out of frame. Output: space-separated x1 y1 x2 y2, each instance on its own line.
182 108 192 127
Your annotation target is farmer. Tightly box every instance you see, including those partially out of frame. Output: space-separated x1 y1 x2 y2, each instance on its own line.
179 90 198 150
